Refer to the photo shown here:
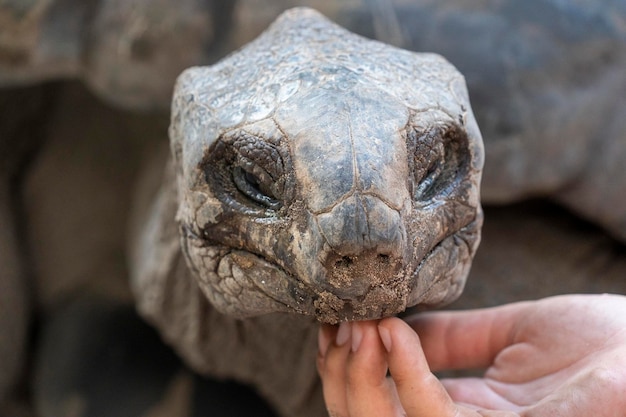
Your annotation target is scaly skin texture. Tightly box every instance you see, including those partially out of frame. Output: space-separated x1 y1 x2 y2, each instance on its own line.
163 8 482 322
132 8 482 417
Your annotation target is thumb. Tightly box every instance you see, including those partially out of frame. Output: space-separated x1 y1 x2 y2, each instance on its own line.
377 318 516 417
378 317 461 417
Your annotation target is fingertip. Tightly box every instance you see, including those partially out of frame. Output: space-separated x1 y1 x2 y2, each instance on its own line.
318 324 337 358
336 321 352 346
351 321 363 352
343 321 401 416
378 317 421 353
378 319 464 417
345 321 388 382
379 318 428 376
377 322 392 352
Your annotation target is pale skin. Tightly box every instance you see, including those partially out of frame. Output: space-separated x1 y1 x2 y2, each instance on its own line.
317 294 626 417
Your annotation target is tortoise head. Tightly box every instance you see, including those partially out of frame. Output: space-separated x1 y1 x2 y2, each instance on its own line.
170 8 483 324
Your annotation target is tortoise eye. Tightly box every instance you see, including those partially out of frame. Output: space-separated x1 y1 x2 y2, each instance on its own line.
202 130 289 217
409 126 470 203
233 166 282 210
413 141 445 201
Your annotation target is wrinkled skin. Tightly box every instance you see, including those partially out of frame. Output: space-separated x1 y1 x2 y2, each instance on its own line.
157 8 483 324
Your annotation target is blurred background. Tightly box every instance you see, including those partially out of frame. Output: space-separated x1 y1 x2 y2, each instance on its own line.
1 0 625 416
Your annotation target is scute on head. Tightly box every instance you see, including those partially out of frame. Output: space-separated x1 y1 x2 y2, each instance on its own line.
170 7 484 323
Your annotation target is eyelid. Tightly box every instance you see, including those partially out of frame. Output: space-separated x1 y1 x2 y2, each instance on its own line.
230 133 284 180
407 124 470 203
201 130 291 217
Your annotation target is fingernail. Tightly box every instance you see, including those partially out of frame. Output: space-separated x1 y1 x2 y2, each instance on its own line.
336 322 351 346
351 322 363 352
318 326 331 357
378 325 392 352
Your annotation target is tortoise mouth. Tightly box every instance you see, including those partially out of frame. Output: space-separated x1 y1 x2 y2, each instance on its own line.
224 214 479 323
312 225 476 323
406 215 481 309
184 197 481 323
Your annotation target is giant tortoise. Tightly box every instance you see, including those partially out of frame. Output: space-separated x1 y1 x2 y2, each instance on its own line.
1 1 625 416
127 9 484 416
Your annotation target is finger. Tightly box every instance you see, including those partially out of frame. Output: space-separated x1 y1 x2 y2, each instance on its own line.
404 301 533 371
344 321 405 417
318 324 338 360
319 322 352 417
379 318 521 417
317 324 337 378
378 317 465 417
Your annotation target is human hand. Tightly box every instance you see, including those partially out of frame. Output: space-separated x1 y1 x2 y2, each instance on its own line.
317 294 626 416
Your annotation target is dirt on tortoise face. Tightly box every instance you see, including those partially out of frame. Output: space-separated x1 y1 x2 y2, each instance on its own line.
169 8 484 323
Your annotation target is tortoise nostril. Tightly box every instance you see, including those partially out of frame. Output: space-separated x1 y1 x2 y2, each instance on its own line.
333 254 392 270
334 253 391 270
325 250 404 300
335 256 354 269
377 254 390 264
